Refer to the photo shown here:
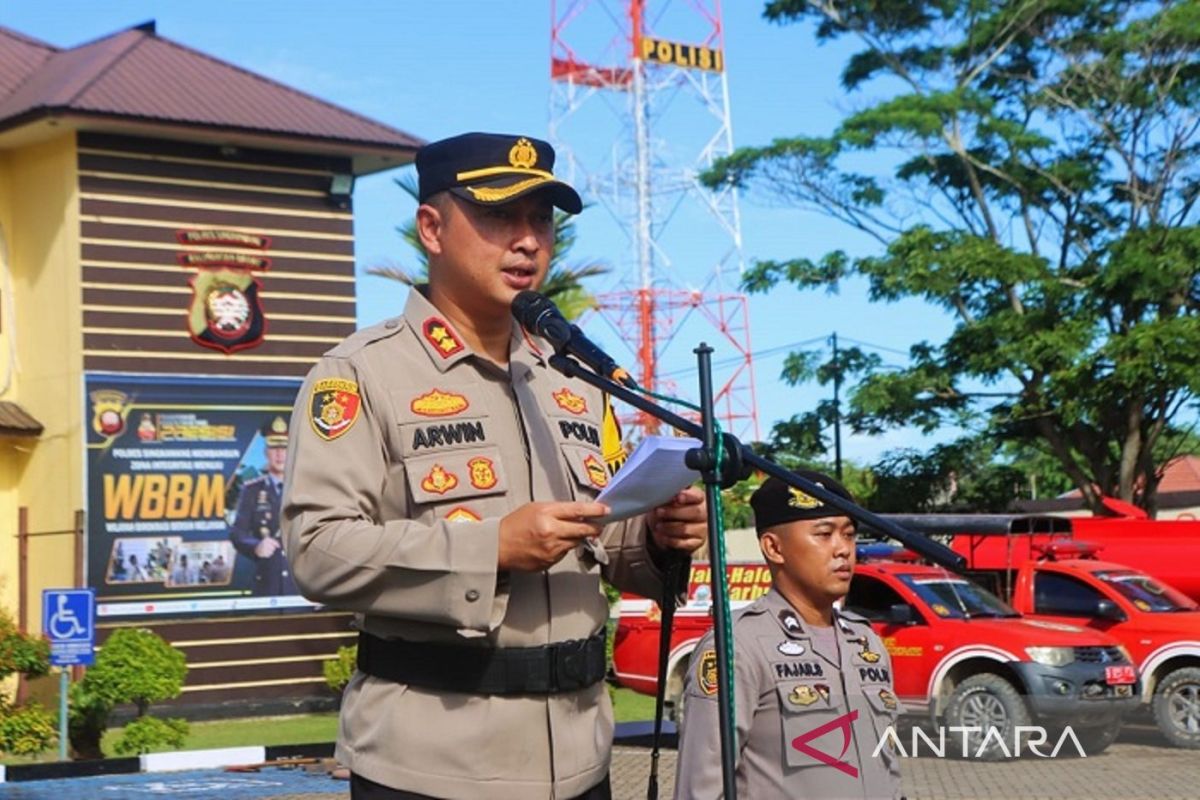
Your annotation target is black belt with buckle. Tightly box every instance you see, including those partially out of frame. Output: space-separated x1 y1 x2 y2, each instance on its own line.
356 630 608 695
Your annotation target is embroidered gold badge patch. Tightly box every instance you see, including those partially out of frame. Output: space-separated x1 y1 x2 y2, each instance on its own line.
584 454 608 488
858 644 882 664
468 456 498 490
697 649 718 696
445 506 482 523
422 317 464 358
788 486 822 509
411 389 470 417
310 378 361 441
509 137 538 169
789 685 820 706
421 464 458 495
552 387 588 415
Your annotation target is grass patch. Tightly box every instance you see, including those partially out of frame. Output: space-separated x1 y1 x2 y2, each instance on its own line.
100 713 341 755
612 686 657 722
6 695 657 764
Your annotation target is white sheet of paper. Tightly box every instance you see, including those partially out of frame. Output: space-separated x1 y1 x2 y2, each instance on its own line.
597 435 702 522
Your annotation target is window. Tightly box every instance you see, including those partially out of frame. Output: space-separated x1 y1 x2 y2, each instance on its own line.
1034 572 1104 616
845 575 918 623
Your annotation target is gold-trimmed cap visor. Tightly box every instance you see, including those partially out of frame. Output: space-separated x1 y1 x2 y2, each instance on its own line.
416 132 583 214
449 173 582 214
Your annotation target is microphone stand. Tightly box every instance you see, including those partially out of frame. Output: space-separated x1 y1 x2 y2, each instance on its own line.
546 353 965 570
547 347 966 800
691 343 739 800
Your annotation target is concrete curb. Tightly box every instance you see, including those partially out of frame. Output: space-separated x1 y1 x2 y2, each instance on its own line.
0 742 335 783
140 745 265 773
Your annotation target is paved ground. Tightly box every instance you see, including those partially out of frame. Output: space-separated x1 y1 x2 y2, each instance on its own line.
1 725 1194 799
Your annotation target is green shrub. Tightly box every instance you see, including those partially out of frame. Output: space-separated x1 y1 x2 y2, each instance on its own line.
68 628 187 759
0 608 50 683
0 702 57 755
80 629 186 715
323 645 357 693
68 682 112 759
112 715 188 755
0 606 54 757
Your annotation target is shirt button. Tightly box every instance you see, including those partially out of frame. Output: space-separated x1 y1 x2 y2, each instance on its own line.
384 319 398 329
465 589 480 602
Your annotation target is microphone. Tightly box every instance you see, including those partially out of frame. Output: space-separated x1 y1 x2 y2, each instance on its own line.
512 291 637 389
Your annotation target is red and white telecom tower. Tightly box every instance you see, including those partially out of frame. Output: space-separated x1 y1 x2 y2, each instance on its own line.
549 0 759 441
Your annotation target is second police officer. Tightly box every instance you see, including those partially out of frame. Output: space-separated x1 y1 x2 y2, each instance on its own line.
674 470 903 799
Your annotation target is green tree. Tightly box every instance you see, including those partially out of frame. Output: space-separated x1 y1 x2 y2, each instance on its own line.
366 174 609 320
706 0 1200 517
869 435 1038 513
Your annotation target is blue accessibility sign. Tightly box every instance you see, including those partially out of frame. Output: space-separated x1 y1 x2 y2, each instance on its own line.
42 588 95 666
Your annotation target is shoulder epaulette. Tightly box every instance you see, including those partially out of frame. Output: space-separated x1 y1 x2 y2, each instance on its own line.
325 317 408 358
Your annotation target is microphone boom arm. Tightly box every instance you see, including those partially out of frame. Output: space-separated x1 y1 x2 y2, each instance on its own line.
546 353 966 572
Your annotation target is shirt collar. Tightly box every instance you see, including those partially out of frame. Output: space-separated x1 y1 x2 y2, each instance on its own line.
762 588 856 639
402 286 550 373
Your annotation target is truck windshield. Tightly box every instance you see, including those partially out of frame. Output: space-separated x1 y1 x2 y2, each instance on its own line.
1094 570 1198 612
899 575 1020 619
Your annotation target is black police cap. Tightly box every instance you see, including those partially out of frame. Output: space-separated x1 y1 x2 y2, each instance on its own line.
415 132 583 214
750 469 856 535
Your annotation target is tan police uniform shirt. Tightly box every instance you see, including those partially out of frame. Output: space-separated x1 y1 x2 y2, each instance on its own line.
674 590 903 799
282 288 670 799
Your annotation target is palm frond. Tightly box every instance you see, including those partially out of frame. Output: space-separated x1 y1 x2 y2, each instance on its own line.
365 263 419 285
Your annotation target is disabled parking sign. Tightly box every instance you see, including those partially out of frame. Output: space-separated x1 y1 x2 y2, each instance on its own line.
42 588 95 666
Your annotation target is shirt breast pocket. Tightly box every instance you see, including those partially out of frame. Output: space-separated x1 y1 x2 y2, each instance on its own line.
560 442 610 500
404 447 507 508
776 682 856 771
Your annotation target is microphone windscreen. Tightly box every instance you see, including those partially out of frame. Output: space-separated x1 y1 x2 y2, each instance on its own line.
511 290 549 330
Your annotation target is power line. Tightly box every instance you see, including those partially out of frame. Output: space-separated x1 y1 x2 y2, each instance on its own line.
656 335 829 378
837 335 912 358
657 332 914 380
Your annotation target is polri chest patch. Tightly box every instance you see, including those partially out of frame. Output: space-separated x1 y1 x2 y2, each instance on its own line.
410 389 469 417
552 387 588 415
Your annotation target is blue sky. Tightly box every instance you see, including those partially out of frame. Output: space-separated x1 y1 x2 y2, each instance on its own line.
1 1 961 463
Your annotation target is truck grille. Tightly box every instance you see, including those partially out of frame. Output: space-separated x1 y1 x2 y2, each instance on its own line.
1075 646 1124 664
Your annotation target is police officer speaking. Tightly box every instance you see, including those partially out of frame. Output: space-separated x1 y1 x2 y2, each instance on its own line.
674 470 903 799
282 132 708 800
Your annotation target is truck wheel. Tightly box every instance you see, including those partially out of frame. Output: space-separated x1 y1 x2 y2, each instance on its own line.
666 658 690 726
943 673 1031 761
670 688 688 729
1152 666 1200 749
1071 721 1121 756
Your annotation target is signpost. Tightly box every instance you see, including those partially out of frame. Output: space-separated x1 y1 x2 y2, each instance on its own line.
42 588 95 760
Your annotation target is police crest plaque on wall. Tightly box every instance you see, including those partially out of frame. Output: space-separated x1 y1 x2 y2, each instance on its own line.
187 268 266 354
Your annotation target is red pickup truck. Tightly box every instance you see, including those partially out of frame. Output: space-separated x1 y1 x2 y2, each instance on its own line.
613 553 1139 758
957 539 1200 749
905 501 1200 604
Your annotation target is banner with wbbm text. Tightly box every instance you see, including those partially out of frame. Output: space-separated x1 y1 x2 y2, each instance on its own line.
84 373 314 618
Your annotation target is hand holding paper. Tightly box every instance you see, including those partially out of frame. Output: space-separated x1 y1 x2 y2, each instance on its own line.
597 435 702 523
